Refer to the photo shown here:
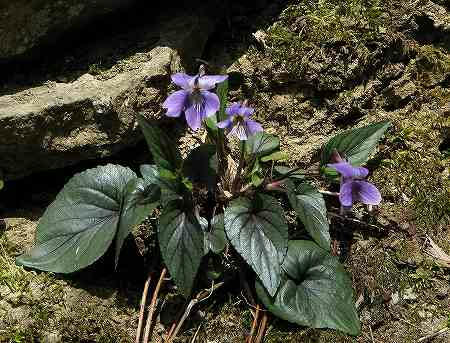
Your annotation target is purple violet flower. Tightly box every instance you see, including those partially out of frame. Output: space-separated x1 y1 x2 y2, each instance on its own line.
163 69 228 131
328 161 381 207
217 102 263 140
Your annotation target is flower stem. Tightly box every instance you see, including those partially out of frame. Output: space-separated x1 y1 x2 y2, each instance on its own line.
319 190 339 196
232 141 245 193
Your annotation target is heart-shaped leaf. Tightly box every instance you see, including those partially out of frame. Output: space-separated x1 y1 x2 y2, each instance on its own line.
158 201 204 297
285 181 331 251
255 240 361 336
16 165 136 273
137 114 182 172
183 145 218 190
204 214 227 255
224 194 288 296
115 177 160 267
321 121 391 166
245 132 280 158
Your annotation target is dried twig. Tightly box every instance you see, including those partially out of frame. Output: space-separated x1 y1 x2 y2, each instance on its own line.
418 328 449 342
424 235 450 268
143 268 167 343
135 272 153 343
246 304 260 343
166 281 224 343
254 312 268 343
368 324 375 343
190 324 202 343
166 303 187 339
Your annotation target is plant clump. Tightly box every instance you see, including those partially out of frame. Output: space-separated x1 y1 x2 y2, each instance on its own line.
14 64 392 342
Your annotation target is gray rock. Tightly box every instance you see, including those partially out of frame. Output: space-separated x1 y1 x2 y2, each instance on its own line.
0 4 219 180
0 0 139 61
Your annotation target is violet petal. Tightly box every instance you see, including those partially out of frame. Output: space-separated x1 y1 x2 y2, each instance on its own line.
328 162 368 179
201 91 220 118
339 181 354 207
226 103 241 116
239 106 254 117
198 75 228 90
163 90 188 117
184 105 202 131
217 118 232 129
228 122 248 140
245 119 263 135
353 180 382 205
171 73 194 90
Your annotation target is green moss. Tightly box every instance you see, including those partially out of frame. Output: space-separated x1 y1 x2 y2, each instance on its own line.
374 105 450 234
0 237 67 341
264 0 386 87
0 231 135 343
57 299 132 343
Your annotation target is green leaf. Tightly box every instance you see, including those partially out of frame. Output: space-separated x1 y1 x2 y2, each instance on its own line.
261 151 288 162
137 114 182 172
204 214 227 254
16 165 136 273
214 80 229 152
250 159 264 187
285 181 330 251
251 173 264 187
0 169 4 190
183 145 218 190
245 132 280 158
320 166 339 180
321 121 391 166
274 166 306 180
115 177 160 267
158 201 204 297
205 255 223 280
140 164 159 184
205 115 218 142
256 240 361 336
224 194 288 296
140 164 185 205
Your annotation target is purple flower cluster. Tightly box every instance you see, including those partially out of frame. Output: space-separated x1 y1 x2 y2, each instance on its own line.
328 155 381 208
163 72 227 131
217 102 263 140
328 162 381 207
163 69 262 139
